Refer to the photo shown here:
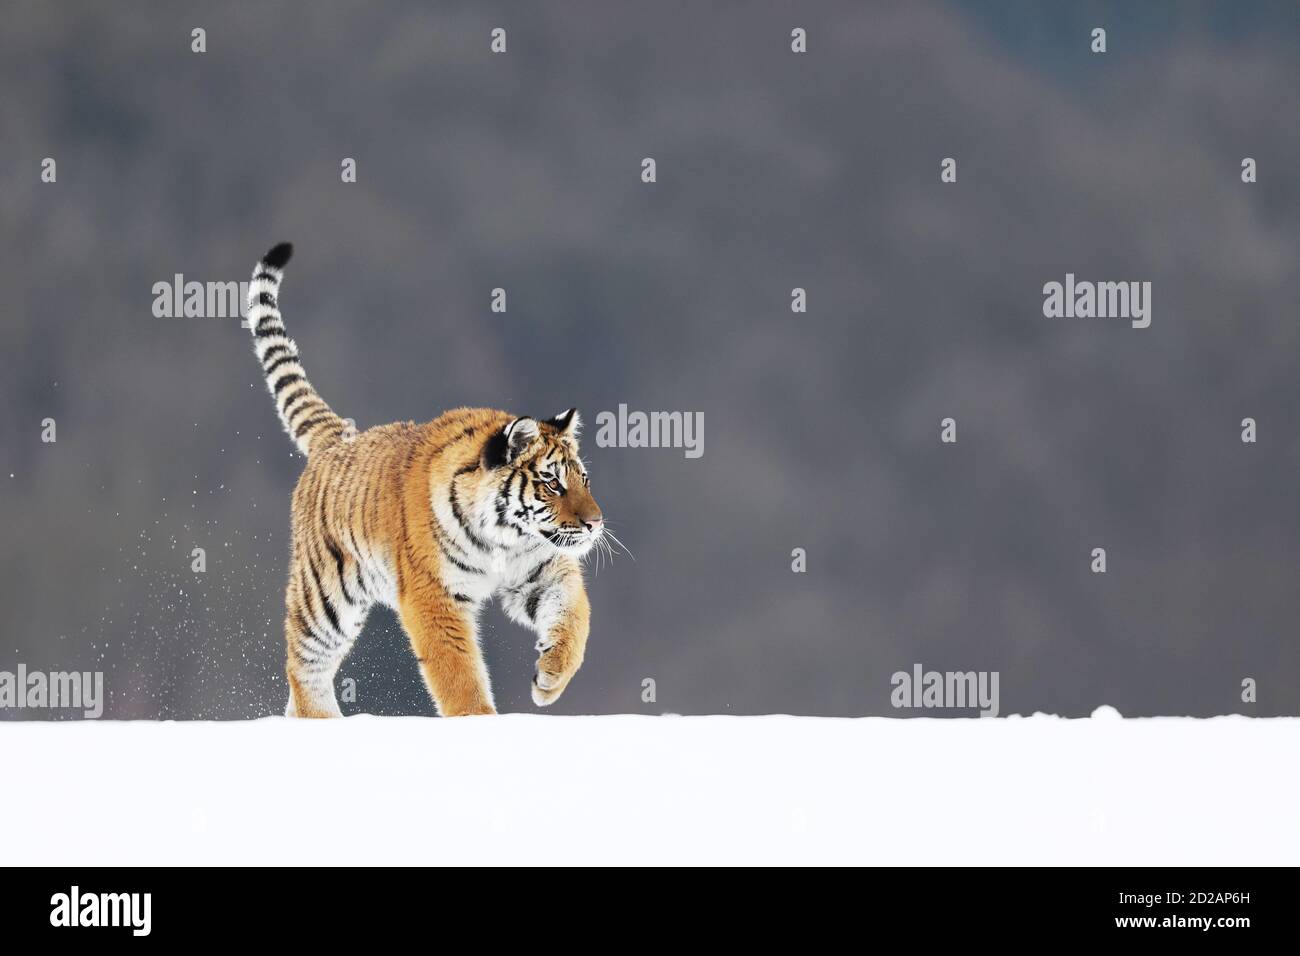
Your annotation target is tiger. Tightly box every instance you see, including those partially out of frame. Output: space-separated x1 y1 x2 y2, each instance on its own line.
246 242 605 717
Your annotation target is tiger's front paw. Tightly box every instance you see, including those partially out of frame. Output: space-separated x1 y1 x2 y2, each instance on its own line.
531 641 581 707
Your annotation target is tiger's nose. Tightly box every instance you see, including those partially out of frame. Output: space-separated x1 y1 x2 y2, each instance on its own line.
583 516 603 533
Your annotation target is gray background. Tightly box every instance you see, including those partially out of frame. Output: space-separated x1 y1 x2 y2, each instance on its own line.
2 0 1298 718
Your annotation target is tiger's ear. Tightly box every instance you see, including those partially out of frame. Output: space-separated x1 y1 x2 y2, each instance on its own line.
483 417 539 468
546 408 582 436
504 416 540 461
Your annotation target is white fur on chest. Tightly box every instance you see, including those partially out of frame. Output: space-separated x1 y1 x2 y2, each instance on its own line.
442 541 546 599
432 486 548 603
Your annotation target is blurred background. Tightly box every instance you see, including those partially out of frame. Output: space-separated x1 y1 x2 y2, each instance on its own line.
2 1 1298 718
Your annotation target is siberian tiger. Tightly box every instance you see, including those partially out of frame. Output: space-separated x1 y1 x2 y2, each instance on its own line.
246 242 604 717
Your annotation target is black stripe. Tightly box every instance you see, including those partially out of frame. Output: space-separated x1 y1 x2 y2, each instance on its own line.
347 504 380 598
254 323 284 338
495 469 523 529
448 477 491 552
260 343 292 364
349 553 373 601
430 514 473 561
324 536 354 606
290 639 321 667
254 271 278 283
259 291 277 307
293 613 338 661
272 372 303 396
294 414 331 438
525 559 551 585
525 587 543 621
345 539 372 600
437 543 486 577
286 395 323 423
494 485 512 528
315 462 355 608
277 384 311 409
263 353 299 376
306 557 342 634
297 569 329 640
291 636 332 668
452 593 474 603
294 608 328 649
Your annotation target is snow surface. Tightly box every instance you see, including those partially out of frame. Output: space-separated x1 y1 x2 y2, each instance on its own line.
5 711 1297 865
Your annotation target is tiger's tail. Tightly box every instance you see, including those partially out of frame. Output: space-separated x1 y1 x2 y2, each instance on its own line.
246 243 347 457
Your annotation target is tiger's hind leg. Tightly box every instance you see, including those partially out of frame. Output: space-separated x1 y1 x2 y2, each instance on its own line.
283 558 371 718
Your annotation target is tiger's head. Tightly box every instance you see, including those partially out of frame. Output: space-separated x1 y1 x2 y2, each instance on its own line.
482 408 604 557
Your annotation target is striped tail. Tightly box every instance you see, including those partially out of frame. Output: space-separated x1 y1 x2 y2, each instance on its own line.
247 243 346 457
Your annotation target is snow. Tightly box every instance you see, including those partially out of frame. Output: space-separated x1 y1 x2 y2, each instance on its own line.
5 712 1297 865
